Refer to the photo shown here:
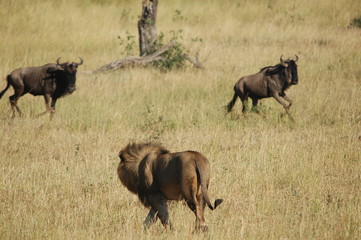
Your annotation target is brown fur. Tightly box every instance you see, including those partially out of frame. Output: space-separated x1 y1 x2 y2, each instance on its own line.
117 142 223 232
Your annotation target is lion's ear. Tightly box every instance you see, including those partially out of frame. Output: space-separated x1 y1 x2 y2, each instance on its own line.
161 149 170 154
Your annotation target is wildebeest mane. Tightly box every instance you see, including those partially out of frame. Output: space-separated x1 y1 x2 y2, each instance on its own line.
260 64 285 76
43 68 63 81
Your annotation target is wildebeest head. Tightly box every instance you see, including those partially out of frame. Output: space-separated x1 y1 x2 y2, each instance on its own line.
280 55 298 85
56 57 83 93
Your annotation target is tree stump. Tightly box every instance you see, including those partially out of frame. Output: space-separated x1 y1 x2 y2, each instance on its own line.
138 0 158 56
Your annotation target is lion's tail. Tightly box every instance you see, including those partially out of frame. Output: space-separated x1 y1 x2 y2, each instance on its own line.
196 162 223 211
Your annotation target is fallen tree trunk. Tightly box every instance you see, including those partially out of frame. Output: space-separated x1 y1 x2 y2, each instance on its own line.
92 39 177 73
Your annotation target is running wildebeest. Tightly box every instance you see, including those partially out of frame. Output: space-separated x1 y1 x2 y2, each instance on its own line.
0 57 83 118
226 55 298 120
117 142 223 232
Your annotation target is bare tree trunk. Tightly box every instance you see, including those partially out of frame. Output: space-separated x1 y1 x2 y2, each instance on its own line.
138 0 158 56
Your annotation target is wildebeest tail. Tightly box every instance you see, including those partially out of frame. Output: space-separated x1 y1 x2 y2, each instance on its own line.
226 88 238 113
0 75 11 99
195 162 223 211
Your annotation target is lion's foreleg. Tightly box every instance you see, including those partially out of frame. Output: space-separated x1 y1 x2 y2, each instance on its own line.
143 208 158 230
148 194 173 230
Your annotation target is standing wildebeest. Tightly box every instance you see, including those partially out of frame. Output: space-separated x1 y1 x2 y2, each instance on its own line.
226 55 298 120
0 57 83 118
117 142 223 232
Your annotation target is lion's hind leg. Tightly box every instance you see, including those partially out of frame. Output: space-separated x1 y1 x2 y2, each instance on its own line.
196 190 208 232
184 183 208 232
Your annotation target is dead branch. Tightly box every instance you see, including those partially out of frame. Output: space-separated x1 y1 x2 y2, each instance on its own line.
183 54 205 69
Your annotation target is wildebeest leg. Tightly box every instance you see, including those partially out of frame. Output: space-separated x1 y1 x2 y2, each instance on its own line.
282 94 293 109
240 95 248 113
9 88 23 118
148 193 172 230
50 98 57 120
251 98 259 112
37 94 52 117
143 208 158 230
273 94 294 121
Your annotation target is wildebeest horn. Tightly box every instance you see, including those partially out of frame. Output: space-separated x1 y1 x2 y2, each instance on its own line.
294 55 299 62
77 57 83 65
280 55 286 66
56 57 61 65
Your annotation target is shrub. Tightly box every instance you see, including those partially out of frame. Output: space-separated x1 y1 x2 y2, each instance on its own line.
117 32 137 56
152 30 188 71
350 16 361 28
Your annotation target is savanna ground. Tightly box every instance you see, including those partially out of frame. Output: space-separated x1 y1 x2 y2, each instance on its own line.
1 0 361 239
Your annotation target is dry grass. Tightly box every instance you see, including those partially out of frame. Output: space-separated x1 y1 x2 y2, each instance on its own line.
1 0 361 239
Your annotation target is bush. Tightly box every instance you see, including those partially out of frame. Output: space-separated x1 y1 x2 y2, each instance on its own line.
350 16 361 28
117 32 137 56
152 30 188 71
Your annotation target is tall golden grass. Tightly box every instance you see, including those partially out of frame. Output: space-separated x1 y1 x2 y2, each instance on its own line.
0 0 360 239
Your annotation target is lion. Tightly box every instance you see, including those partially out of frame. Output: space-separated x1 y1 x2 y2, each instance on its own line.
117 142 223 232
